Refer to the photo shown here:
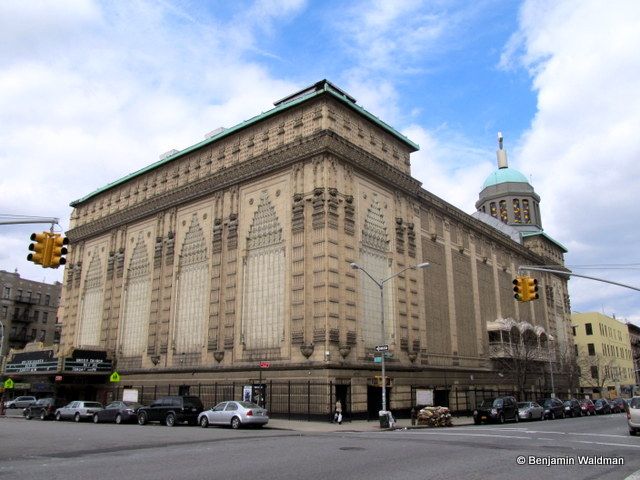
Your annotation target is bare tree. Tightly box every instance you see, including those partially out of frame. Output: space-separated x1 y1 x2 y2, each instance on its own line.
556 342 581 396
576 354 622 397
490 327 544 399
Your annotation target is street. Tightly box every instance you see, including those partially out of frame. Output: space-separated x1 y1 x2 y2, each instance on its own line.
1 413 639 480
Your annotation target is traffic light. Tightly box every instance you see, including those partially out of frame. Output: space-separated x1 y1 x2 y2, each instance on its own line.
525 276 539 301
513 276 525 301
28 232 51 266
48 234 69 268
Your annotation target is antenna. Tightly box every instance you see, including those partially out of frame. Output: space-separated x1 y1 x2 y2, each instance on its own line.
496 132 508 169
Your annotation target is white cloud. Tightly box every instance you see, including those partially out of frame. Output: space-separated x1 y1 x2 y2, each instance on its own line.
505 0 640 322
0 1 302 283
404 124 494 211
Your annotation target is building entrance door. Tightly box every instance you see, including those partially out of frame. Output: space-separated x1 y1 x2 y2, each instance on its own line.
367 385 391 419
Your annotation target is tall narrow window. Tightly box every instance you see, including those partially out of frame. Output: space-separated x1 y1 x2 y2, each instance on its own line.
489 202 497 219
512 199 521 223
242 191 285 349
78 252 104 346
120 234 151 356
522 199 531 223
174 214 208 353
499 200 507 223
359 198 393 349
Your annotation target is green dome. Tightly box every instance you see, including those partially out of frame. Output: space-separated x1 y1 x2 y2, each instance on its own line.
482 167 529 189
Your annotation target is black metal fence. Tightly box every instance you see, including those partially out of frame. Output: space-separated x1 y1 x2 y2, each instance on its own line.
111 382 555 421
112 380 351 422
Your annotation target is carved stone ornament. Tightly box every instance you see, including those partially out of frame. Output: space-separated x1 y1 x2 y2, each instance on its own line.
339 346 351 359
408 352 418 363
213 351 225 363
300 344 315 358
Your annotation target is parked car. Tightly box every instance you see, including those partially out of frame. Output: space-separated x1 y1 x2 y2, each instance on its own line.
594 399 611 415
137 396 203 426
4 396 36 409
579 399 596 416
517 401 544 421
541 398 565 420
610 398 626 414
55 401 104 422
563 399 582 417
626 396 640 436
93 401 144 424
473 396 519 424
24 398 67 420
198 401 269 429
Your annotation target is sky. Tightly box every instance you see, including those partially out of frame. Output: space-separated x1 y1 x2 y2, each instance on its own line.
1 0 639 325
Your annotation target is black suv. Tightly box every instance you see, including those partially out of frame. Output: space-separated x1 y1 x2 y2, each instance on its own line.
563 399 582 417
24 398 67 420
541 398 565 419
137 396 204 426
473 396 519 424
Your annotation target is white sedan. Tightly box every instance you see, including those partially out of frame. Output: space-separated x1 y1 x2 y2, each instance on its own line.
198 401 269 429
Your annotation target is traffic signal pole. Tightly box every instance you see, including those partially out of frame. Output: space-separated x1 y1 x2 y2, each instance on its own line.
518 266 640 292
0 214 68 268
0 214 59 227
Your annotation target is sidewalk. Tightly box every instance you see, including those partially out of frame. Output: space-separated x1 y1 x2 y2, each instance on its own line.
1 408 474 432
267 415 475 433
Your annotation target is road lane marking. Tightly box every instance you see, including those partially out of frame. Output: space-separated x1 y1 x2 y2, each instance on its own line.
572 440 640 449
389 431 531 440
456 427 630 438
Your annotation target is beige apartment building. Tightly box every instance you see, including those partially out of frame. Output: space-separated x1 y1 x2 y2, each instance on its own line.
572 312 636 398
4 81 573 417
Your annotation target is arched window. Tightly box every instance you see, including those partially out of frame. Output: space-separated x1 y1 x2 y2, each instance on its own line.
78 251 104 347
522 199 531 224
174 214 208 353
512 199 521 223
242 191 285 349
489 202 497 218
499 200 508 223
120 234 151 356
359 199 392 349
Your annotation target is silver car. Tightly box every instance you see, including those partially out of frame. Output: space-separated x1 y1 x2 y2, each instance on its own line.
55 401 103 422
518 401 544 421
198 401 269 429
627 396 640 436
4 396 36 409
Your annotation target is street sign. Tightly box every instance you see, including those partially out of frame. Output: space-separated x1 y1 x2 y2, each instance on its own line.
259 362 270 369
375 345 389 352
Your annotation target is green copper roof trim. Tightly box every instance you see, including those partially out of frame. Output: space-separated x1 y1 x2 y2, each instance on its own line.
521 231 568 253
71 81 419 206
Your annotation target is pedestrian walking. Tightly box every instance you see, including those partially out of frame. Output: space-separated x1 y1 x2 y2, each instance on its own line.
411 406 418 426
334 399 343 425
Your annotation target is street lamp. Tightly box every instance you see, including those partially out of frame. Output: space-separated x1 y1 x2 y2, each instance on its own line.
548 339 555 398
350 261 430 414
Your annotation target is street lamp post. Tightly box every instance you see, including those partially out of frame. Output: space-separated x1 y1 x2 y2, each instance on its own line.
548 341 555 398
351 261 429 414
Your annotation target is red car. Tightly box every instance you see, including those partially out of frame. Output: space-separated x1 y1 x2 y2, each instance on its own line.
579 399 596 416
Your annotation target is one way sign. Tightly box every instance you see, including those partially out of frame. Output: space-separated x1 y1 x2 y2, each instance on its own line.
375 345 389 352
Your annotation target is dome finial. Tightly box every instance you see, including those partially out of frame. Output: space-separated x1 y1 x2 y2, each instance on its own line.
497 132 508 169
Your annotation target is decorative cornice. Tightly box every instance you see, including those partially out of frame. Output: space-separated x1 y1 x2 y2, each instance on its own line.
68 131 422 242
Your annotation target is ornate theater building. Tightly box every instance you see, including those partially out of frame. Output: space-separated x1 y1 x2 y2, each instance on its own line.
53 80 572 417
